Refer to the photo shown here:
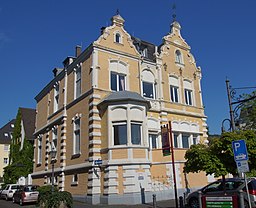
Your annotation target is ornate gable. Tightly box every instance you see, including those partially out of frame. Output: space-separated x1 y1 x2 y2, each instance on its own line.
162 21 190 51
93 14 140 57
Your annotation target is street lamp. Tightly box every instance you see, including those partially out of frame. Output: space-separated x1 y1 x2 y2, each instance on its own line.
50 144 57 193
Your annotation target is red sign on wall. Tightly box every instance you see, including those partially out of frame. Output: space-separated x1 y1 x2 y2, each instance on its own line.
161 125 170 156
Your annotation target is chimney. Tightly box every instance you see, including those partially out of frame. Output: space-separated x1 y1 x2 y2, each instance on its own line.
75 45 82 57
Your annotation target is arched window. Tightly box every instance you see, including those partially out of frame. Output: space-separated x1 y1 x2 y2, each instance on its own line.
110 60 127 91
115 33 121 43
175 50 183 64
141 70 155 99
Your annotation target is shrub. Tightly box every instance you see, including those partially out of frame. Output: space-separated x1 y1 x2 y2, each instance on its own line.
37 185 72 208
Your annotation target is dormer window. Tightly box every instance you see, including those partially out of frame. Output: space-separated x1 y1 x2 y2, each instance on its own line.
175 50 183 64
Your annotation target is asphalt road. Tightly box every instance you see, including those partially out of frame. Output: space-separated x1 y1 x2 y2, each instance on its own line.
0 199 177 208
0 199 36 208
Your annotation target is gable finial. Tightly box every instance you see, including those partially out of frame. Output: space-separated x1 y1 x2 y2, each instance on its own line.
172 3 176 22
116 9 120 15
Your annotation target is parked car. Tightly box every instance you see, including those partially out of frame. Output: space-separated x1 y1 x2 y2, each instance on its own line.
0 184 20 200
186 177 256 208
12 185 39 205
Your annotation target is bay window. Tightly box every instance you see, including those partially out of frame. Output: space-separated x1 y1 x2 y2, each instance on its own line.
113 123 127 145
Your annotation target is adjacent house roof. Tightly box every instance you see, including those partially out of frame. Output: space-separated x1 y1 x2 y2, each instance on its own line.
132 36 156 61
20 107 36 140
0 119 16 144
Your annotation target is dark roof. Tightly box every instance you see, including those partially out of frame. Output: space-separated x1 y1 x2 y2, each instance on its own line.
99 91 151 110
20 108 36 140
0 119 16 144
132 36 156 61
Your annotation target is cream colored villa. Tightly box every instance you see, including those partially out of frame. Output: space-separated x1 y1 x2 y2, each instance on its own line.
32 13 208 204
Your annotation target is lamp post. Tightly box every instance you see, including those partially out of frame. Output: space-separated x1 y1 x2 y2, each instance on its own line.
224 79 256 132
50 145 57 193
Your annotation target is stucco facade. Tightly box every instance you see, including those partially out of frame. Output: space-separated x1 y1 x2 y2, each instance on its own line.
32 14 208 205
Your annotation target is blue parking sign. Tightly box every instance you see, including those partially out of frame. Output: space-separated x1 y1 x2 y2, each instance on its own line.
232 140 248 161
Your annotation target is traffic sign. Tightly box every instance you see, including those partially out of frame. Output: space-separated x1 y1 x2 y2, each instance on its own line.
94 159 102 165
232 140 248 161
236 160 250 173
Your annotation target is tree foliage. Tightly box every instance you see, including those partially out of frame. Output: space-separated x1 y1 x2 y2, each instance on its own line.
184 130 256 177
3 109 34 184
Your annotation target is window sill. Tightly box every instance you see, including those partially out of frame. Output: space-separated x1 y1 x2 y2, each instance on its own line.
108 146 148 150
71 153 81 159
36 163 42 167
71 182 78 186
175 62 185 67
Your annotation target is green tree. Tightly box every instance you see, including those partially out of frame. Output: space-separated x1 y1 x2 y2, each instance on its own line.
184 130 256 177
3 109 34 184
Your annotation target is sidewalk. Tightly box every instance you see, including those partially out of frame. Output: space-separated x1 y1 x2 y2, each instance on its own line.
73 199 177 208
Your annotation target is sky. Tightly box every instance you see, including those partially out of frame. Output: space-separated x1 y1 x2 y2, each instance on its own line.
0 0 256 134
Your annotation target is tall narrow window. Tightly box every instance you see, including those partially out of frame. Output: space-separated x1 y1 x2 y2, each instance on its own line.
184 80 193 106
175 50 183 64
73 118 81 154
4 158 8 164
193 135 197 145
149 134 158 149
131 123 141 145
111 72 125 91
52 127 58 152
185 89 193 105
142 81 155 99
115 33 121 43
182 134 189 148
141 70 155 99
113 124 127 145
54 84 59 112
173 133 179 148
75 68 81 98
170 86 179 103
38 137 42 164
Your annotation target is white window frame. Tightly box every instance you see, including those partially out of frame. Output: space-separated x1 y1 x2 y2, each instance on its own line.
110 72 126 91
54 84 59 112
74 67 81 99
37 136 42 164
142 81 155 99
72 174 78 185
52 126 58 157
175 50 183 64
131 122 142 145
113 122 128 146
141 70 156 99
184 89 193 105
73 117 81 155
114 31 122 44
149 133 159 149
170 85 179 103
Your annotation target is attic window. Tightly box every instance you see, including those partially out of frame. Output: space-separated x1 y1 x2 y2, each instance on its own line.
4 133 8 137
11 124 14 128
115 33 121 43
141 48 148 58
